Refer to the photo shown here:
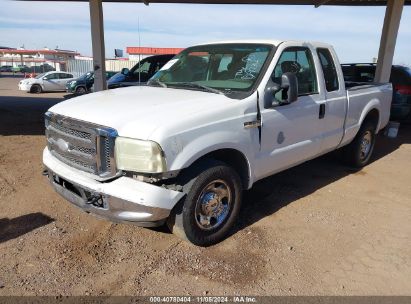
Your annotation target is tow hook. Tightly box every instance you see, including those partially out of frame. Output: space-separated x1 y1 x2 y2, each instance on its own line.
42 169 49 177
86 195 105 208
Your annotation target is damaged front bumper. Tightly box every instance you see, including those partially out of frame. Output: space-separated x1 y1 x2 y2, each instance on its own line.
43 148 184 227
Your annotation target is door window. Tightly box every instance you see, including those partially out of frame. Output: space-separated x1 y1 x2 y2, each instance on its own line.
45 73 58 80
317 48 339 92
273 47 318 96
58 73 72 79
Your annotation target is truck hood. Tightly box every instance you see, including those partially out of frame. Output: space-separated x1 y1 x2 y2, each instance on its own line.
49 86 235 140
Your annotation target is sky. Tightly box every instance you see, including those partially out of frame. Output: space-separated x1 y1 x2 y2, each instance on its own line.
0 0 410 65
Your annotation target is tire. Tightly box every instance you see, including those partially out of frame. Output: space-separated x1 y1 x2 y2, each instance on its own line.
30 84 42 94
343 120 377 168
75 86 87 94
167 159 242 246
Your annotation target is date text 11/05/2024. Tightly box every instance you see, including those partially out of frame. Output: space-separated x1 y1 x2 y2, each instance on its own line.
149 296 257 303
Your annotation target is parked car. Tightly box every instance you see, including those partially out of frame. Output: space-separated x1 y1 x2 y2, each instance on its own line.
107 54 175 89
27 64 55 73
0 65 13 72
18 71 76 93
43 40 391 246
66 71 117 94
11 65 29 73
342 63 411 121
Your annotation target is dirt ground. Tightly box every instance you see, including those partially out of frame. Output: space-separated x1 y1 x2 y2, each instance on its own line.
0 76 410 296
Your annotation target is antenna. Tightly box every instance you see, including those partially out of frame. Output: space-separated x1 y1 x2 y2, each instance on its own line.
138 17 141 84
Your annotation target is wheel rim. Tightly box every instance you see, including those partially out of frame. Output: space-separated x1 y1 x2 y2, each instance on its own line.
77 87 86 94
360 131 373 160
194 179 232 230
33 86 40 93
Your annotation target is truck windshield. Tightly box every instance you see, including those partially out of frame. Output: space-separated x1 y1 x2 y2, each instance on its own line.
148 43 273 94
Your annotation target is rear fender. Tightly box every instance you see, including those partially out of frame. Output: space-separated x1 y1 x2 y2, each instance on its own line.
358 99 381 132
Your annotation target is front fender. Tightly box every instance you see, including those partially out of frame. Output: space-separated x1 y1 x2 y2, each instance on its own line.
164 130 255 188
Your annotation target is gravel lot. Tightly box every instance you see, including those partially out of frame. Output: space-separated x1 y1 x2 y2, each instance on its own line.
0 76 410 296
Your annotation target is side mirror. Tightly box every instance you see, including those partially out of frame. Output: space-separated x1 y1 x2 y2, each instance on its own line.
121 68 129 75
43 77 48 80
281 72 298 104
266 72 298 107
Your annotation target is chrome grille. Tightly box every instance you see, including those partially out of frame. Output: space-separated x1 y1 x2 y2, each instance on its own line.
45 112 118 179
48 120 92 140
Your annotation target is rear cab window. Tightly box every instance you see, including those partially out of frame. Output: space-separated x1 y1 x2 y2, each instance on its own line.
317 48 339 92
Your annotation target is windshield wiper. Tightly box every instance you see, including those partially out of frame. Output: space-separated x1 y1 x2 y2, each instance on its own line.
147 79 167 88
172 82 223 95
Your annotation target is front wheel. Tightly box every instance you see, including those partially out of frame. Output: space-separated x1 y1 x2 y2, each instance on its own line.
30 84 42 94
167 160 242 246
343 120 377 168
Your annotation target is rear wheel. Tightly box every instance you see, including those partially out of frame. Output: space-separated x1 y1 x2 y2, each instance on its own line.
343 120 377 168
167 160 242 246
30 84 42 94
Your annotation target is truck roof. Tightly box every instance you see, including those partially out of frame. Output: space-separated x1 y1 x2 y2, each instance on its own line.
198 39 333 49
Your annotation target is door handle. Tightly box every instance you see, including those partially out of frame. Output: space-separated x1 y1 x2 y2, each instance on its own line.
319 103 325 119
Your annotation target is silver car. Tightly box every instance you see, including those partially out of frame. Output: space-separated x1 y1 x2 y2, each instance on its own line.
18 71 76 93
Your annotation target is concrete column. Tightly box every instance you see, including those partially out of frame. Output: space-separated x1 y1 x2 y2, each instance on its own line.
374 0 404 83
89 0 107 91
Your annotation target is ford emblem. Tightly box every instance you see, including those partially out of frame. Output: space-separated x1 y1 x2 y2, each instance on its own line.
56 138 70 152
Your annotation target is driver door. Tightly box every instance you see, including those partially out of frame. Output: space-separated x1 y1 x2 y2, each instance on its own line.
255 45 326 179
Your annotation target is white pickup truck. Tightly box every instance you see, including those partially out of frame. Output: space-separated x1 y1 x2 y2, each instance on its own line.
43 40 392 246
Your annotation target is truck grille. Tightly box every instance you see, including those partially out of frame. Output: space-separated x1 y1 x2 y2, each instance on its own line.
45 112 118 179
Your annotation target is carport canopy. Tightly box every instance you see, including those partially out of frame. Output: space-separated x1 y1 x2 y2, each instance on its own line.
21 0 411 91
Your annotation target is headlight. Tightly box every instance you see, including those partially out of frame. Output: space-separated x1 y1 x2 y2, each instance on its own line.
70 81 76 87
115 137 166 173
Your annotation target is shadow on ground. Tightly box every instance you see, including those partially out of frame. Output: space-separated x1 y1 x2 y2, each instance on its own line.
0 213 54 243
235 125 411 235
0 95 63 135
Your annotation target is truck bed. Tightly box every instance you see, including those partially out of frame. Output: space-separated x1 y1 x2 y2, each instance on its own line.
340 82 392 147
345 81 384 90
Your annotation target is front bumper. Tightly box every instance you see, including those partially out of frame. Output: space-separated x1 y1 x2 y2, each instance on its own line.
18 83 31 92
43 148 184 227
65 84 75 93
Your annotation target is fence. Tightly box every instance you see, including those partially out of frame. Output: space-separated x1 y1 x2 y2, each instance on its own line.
66 59 139 75
1 57 140 77
0 57 65 74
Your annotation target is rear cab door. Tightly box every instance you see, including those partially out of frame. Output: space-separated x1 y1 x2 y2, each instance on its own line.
314 45 347 152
